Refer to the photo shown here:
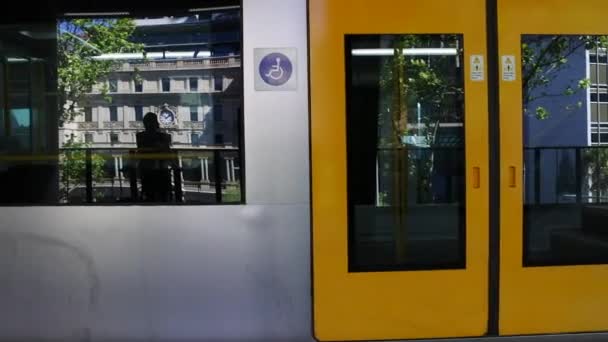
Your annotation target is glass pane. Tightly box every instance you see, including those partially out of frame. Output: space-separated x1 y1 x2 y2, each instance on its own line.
346 34 466 271
0 60 4 139
134 106 143 121
590 64 608 85
190 106 198 121
214 75 223 91
0 7 243 205
522 35 608 266
109 79 117 92
162 77 170 92
0 22 58 204
189 77 198 91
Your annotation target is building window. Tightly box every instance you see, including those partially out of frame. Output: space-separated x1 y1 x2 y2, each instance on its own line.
590 52 608 64
190 106 198 121
189 77 198 92
213 104 223 121
135 105 143 121
134 79 143 93
590 93 608 103
110 133 119 144
84 133 93 143
215 134 224 144
589 49 608 145
162 77 170 92
109 106 118 121
109 78 118 93
84 107 92 122
191 133 200 146
214 75 223 91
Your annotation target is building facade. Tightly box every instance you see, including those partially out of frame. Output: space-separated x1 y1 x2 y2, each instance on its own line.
523 39 608 205
57 12 242 200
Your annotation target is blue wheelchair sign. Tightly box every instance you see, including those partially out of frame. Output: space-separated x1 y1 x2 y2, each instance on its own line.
259 52 293 86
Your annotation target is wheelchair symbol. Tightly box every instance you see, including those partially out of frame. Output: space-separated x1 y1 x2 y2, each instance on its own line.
264 57 285 80
259 52 293 86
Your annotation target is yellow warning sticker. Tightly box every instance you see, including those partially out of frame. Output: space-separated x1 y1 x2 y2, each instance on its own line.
470 55 484 81
502 55 516 81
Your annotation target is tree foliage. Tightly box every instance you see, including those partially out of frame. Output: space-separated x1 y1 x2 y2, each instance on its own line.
379 35 463 147
522 35 608 119
58 18 143 123
59 135 106 201
377 35 464 207
583 148 608 198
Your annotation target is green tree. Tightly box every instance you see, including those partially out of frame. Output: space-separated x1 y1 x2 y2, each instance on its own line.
59 135 106 201
522 36 608 203
377 35 464 262
522 35 608 119
58 19 143 202
378 35 464 205
379 35 463 148
583 149 608 200
58 18 144 123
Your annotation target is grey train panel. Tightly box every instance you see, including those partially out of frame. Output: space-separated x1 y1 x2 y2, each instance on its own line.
0 205 312 341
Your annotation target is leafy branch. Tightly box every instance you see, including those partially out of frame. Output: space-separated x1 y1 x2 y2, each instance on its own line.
522 35 607 119
58 18 144 123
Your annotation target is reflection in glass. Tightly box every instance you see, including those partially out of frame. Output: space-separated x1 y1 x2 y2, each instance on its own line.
0 8 243 205
346 34 465 271
0 23 59 203
523 35 608 265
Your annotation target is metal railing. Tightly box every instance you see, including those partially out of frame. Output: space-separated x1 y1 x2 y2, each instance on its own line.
373 146 608 206
120 55 241 71
375 147 465 205
59 147 241 204
524 146 608 205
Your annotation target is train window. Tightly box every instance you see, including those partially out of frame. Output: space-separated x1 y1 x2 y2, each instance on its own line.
346 34 466 271
0 6 243 205
522 35 608 265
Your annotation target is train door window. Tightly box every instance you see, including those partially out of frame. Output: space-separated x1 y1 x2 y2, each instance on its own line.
522 35 608 266
347 34 466 271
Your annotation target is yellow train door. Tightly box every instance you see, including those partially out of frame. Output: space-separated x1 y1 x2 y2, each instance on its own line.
310 0 490 340
498 0 608 335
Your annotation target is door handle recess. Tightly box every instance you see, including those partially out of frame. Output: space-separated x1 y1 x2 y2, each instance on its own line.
472 167 480 189
508 166 517 188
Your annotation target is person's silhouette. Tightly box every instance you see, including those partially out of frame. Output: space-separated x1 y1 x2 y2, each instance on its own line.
136 112 172 202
